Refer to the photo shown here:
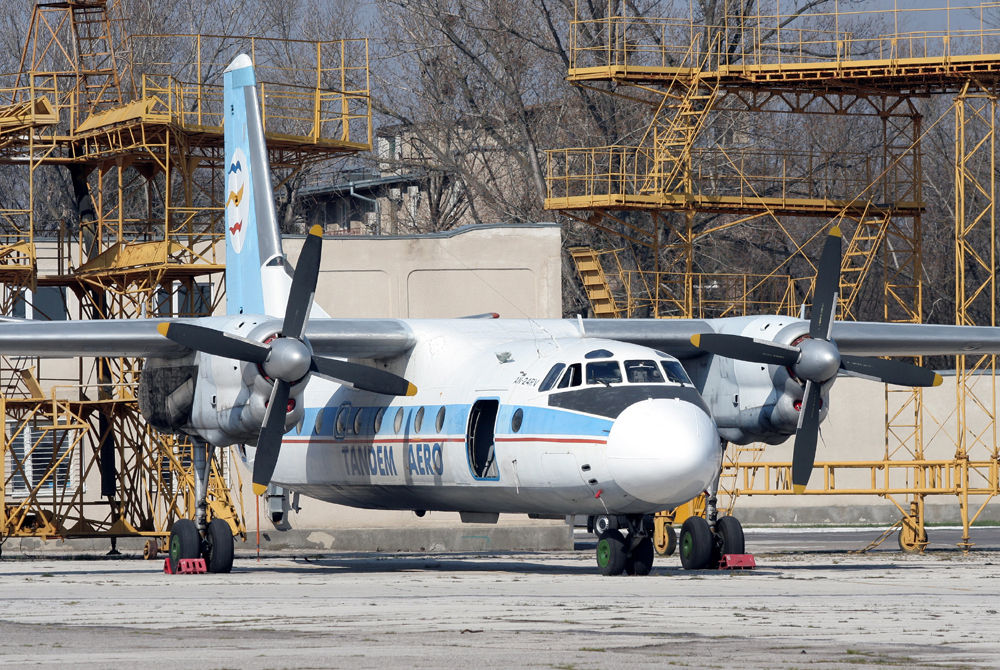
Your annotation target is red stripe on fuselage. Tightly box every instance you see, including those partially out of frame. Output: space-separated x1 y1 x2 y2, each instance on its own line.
281 435 607 446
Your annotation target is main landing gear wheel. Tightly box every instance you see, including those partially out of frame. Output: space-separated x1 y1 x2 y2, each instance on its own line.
169 519 200 573
204 518 235 573
624 537 655 576
712 516 745 567
679 516 713 570
596 529 627 576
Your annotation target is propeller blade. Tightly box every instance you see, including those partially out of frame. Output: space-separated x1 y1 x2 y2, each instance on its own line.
282 224 324 340
311 356 417 396
157 322 269 364
809 226 842 340
792 380 822 493
691 333 800 366
840 355 943 387
252 380 291 496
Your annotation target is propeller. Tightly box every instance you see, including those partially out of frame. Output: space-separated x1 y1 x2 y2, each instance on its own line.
158 224 416 495
690 225 942 493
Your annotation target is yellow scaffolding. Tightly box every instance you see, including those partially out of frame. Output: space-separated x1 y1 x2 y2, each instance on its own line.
550 1 1000 549
0 1 371 553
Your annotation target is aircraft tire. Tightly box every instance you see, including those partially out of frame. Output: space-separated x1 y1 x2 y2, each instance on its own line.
714 516 745 555
169 519 200 573
205 518 234 573
596 529 627 576
624 536 654 576
679 516 713 570
711 516 745 567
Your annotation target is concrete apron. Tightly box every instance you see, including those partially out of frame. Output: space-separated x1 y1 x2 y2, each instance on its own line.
0 524 575 556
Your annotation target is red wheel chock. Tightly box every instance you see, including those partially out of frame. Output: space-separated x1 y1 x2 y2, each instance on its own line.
163 557 208 574
718 553 756 569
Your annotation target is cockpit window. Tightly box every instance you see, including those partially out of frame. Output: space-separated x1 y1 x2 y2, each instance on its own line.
662 360 692 385
624 359 664 383
584 348 614 359
557 363 582 388
539 363 565 392
586 361 622 386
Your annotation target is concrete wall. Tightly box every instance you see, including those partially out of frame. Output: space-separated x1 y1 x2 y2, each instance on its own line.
283 223 562 319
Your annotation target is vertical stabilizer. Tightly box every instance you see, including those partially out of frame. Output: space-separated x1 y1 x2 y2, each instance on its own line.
223 54 289 317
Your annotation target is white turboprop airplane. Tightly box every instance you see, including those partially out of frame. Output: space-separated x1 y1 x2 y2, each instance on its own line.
4 54 1000 576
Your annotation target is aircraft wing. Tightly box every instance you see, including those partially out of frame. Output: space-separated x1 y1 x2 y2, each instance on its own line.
580 318 714 358
0 317 417 360
581 318 1000 359
829 321 1000 357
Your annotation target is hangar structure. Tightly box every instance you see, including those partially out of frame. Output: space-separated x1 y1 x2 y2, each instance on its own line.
0 0 370 552
546 1 1000 549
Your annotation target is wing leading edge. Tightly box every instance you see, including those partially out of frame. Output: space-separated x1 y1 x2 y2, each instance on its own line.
0 318 417 360
581 317 1000 359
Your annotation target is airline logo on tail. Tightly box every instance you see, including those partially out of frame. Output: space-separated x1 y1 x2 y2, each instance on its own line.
226 148 249 254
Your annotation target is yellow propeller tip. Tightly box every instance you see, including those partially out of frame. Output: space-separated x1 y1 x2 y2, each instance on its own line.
253 482 267 496
793 484 806 494
933 373 944 387
405 383 418 397
830 225 842 238
309 224 324 237
690 334 701 347
156 322 170 336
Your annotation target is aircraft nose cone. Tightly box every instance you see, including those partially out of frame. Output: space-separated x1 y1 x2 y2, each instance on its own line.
606 399 721 506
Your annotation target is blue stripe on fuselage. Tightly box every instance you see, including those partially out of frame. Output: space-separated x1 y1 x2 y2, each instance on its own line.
292 402 613 441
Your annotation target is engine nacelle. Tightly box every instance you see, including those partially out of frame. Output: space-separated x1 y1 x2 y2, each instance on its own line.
690 315 833 445
138 315 307 446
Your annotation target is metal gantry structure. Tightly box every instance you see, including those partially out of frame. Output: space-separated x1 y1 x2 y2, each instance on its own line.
0 1 371 553
546 1 1000 549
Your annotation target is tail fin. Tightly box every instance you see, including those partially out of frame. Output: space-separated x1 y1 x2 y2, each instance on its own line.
223 54 288 317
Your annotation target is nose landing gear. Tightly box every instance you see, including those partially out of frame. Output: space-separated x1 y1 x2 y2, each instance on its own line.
593 514 656 576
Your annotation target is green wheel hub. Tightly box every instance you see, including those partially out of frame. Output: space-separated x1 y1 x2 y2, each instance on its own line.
680 532 693 558
596 538 612 567
169 534 181 562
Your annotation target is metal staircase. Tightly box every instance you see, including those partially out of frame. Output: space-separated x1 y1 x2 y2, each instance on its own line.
569 246 621 318
839 209 891 321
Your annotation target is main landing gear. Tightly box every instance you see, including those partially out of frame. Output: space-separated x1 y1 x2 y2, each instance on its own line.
168 439 235 573
168 518 234 573
677 515 745 570
591 515 655 576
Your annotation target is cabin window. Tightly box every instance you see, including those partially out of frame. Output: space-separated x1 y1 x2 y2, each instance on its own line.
353 408 364 435
511 408 523 432
314 407 326 434
538 363 565 392
624 359 664 383
335 406 350 435
435 407 446 432
414 406 425 433
374 407 386 433
586 361 622 386
662 360 692 385
393 407 404 433
556 363 582 389
584 348 614 359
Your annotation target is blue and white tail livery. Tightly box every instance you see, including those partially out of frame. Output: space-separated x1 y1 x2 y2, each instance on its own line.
224 53 324 321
